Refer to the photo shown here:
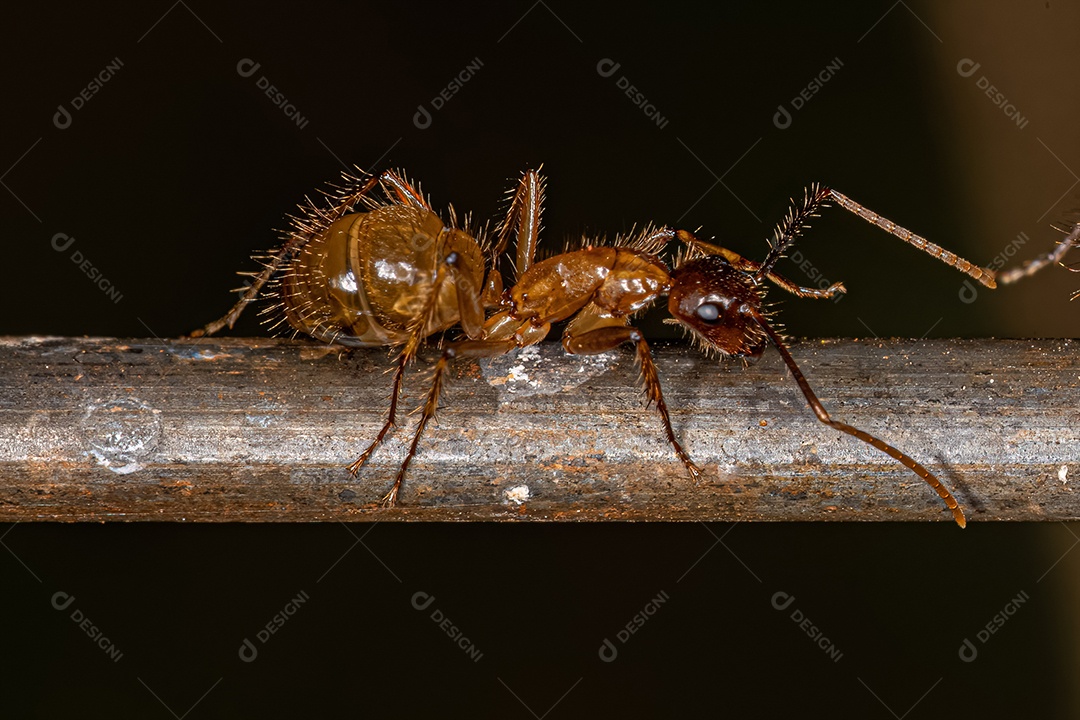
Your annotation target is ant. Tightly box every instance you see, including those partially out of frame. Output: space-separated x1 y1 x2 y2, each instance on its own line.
195 168 999 526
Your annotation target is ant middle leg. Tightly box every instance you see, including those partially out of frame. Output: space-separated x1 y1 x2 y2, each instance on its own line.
562 309 701 482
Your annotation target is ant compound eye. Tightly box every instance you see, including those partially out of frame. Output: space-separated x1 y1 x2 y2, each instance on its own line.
696 302 721 323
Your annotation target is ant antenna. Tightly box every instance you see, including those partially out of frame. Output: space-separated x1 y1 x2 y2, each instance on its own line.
755 184 832 282
996 221 1080 285
828 189 997 288
755 185 998 290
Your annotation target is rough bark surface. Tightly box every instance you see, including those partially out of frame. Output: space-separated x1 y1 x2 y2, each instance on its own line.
1 336 1076 523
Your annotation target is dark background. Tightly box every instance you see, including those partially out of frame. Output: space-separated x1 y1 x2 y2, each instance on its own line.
3 2 1079 716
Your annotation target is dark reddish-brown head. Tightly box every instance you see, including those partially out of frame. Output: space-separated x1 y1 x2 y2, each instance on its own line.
668 255 769 357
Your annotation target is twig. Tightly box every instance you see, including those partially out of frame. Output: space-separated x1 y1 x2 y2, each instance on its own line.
0 336 1076 523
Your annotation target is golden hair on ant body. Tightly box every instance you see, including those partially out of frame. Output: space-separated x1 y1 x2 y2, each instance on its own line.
195 169 999 526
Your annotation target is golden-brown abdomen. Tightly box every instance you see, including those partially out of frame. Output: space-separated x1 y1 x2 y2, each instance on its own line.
279 205 483 347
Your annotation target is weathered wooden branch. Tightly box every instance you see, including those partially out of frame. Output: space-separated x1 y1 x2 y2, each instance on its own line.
0 336 1076 523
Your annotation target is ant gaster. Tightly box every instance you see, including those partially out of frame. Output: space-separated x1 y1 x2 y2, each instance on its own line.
195 169 999 527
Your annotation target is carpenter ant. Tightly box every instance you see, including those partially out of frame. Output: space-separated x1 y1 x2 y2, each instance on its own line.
195 168 998 526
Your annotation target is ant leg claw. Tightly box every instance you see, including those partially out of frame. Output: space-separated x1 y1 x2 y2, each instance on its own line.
380 486 400 508
347 456 366 476
348 436 386 476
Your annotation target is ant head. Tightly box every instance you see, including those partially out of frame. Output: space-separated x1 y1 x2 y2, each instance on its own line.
668 255 768 357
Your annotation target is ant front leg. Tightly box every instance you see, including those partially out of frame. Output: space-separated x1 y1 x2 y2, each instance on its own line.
562 307 702 482
753 310 967 527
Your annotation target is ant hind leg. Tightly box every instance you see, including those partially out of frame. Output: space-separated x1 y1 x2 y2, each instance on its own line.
381 337 517 507
348 349 410 477
191 169 388 337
